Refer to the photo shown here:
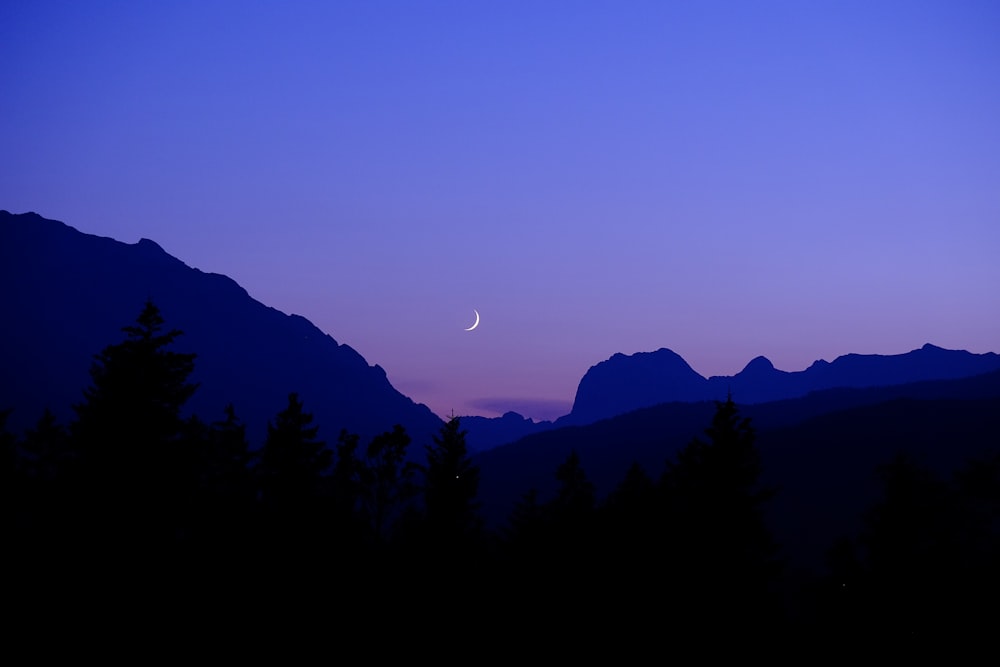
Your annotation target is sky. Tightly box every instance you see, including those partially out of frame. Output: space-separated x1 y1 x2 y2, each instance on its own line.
2 1 999 423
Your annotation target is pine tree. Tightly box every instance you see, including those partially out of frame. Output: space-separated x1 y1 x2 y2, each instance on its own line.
190 405 256 547
422 416 482 547
69 300 198 543
22 409 72 485
358 424 417 545
549 449 596 532
256 392 330 514
659 394 778 625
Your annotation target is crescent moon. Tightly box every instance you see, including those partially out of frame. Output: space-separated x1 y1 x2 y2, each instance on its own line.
464 309 480 331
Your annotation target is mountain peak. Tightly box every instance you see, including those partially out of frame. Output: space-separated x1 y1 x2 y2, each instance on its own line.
742 355 775 373
567 347 709 423
136 237 166 253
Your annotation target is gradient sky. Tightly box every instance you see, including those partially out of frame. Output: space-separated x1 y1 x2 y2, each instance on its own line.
3 1 999 422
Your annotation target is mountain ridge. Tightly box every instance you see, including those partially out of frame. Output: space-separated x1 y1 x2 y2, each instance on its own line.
558 342 1000 424
464 342 1000 451
0 210 444 448
5 209 998 459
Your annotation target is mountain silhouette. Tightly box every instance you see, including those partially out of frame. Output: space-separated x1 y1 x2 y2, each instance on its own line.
0 210 443 447
558 343 1000 426
460 343 1000 450
473 369 1000 574
459 411 554 455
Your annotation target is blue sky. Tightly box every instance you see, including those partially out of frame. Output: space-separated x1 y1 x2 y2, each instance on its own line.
3 1 998 421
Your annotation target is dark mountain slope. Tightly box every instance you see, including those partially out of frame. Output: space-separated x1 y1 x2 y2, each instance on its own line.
0 210 443 447
473 370 1000 569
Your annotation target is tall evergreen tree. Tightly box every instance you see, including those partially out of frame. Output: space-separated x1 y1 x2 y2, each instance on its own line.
22 409 72 485
69 300 198 544
421 416 482 548
256 392 330 514
358 424 417 545
203 404 255 501
548 449 596 535
658 394 778 625
187 405 256 548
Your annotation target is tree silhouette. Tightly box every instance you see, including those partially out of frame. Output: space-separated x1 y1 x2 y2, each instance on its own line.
658 394 779 626
69 300 198 545
17 409 75 549
22 409 72 485
421 416 482 549
599 461 659 578
859 453 963 639
358 424 418 546
256 392 330 515
182 404 256 551
204 404 255 501
548 448 597 536
328 428 367 542
503 486 546 557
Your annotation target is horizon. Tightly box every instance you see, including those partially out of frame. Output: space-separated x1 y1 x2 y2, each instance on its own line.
7 206 996 425
3 2 998 422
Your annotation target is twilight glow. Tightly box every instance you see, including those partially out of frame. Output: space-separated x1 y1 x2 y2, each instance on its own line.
2 2 998 422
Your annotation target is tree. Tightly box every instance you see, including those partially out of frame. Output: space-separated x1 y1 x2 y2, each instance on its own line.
358 424 418 545
22 409 73 485
256 392 330 514
186 405 256 548
69 300 198 543
421 416 482 548
203 404 255 501
549 449 596 534
658 394 778 624
600 461 659 560
859 453 962 638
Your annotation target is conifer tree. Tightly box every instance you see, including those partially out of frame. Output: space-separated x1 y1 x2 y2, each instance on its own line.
69 300 198 542
22 409 72 485
504 487 545 552
659 394 778 624
358 424 417 545
257 392 330 513
204 404 255 500
546 449 597 542
190 405 256 547
422 416 482 547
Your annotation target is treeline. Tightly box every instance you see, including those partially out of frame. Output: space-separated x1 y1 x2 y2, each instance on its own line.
2 301 997 643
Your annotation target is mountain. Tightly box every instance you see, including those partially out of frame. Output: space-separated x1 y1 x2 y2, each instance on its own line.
562 348 710 424
459 411 555 455
0 210 444 448
472 369 1000 572
460 343 1000 451
558 344 1000 426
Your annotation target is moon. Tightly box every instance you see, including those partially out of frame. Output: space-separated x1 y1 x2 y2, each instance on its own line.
464 309 480 331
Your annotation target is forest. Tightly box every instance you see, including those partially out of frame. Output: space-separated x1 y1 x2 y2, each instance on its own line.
3 300 997 648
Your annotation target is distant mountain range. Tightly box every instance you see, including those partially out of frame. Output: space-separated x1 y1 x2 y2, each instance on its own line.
565 343 1000 420
0 210 444 448
462 344 1000 451
3 209 999 465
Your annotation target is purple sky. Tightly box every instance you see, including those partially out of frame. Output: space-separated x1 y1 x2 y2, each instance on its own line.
3 2 999 422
